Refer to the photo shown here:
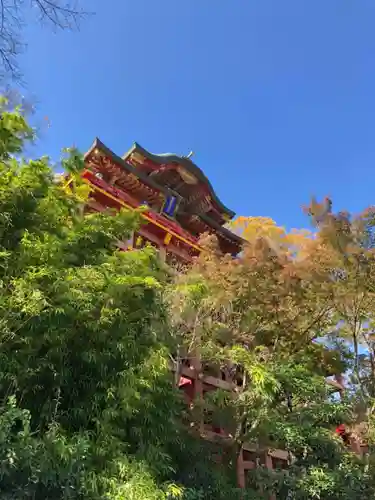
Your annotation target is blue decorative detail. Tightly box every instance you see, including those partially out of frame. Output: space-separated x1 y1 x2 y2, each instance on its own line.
163 195 177 217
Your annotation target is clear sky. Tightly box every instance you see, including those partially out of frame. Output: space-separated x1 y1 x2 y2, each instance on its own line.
18 0 375 229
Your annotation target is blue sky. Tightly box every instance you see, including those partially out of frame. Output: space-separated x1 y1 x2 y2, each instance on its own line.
18 0 375 229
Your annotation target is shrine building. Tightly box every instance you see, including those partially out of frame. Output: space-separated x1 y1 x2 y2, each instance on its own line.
81 138 243 263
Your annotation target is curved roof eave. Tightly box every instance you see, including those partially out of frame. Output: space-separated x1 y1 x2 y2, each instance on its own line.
199 213 246 246
126 142 236 220
84 138 171 195
84 138 242 245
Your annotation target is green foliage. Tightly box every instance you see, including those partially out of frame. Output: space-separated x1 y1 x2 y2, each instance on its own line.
0 99 195 499
170 231 375 499
2 99 375 499
0 98 248 500
0 97 33 159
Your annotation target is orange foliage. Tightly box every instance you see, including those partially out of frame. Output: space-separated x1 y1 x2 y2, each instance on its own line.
230 215 315 261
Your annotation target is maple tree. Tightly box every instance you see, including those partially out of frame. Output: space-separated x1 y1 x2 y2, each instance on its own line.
305 199 375 442
230 215 313 260
169 223 375 497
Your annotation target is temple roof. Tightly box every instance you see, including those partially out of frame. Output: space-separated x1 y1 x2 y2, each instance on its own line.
84 138 166 193
123 142 235 220
84 138 245 251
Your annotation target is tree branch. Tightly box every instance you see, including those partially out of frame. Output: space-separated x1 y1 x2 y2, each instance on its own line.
0 0 89 81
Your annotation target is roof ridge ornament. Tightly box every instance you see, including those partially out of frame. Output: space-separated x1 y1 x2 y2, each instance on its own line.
184 150 194 160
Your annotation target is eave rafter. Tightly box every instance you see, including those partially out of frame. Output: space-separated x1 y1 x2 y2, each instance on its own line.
86 148 163 207
124 142 235 220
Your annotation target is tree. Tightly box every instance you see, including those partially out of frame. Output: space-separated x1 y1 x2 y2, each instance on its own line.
0 0 88 81
304 198 375 442
168 228 375 498
3 97 375 499
0 97 253 500
230 215 313 260
0 97 184 499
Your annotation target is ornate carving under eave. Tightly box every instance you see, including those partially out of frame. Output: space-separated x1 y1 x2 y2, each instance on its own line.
129 156 224 220
194 196 212 214
176 213 215 239
179 188 211 214
149 168 181 190
145 164 210 208
86 153 164 207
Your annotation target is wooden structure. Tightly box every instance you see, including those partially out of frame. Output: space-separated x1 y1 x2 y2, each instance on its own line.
175 360 346 490
82 139 243 265
79 139 353 492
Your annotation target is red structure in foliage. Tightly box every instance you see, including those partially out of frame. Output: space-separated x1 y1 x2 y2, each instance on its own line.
82 139 242 264
79 139 358 491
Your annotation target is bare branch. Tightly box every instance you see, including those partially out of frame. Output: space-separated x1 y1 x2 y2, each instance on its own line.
1 0 5 33
33 0 89 29
0 0 90 82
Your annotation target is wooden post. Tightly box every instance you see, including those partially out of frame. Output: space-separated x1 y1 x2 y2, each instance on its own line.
237 447 246 489
265 453 276 500
159 246 166 262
